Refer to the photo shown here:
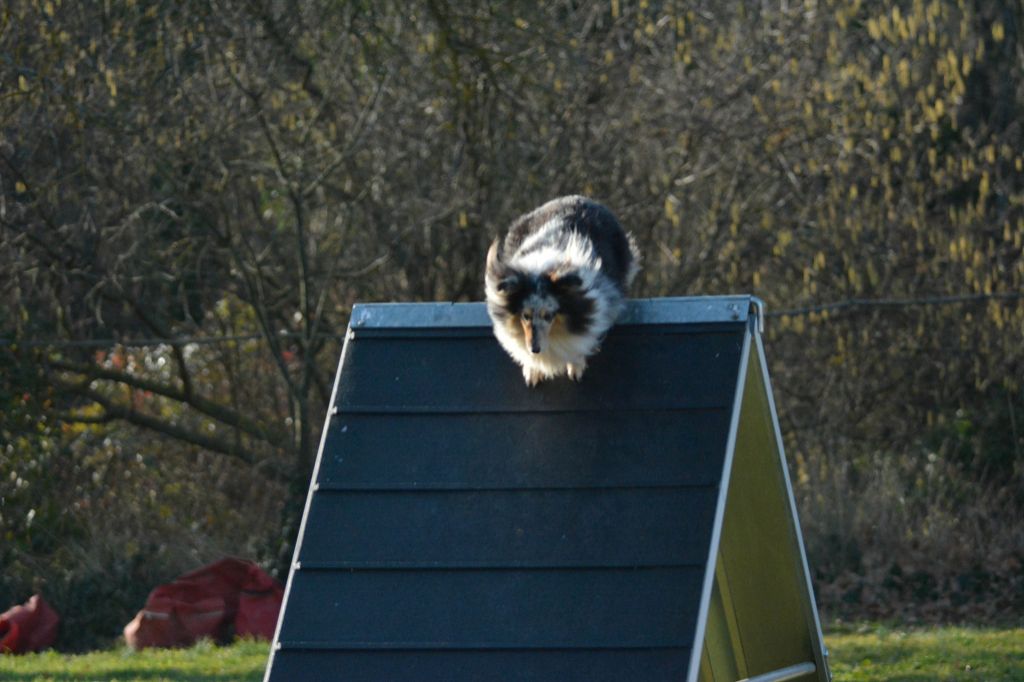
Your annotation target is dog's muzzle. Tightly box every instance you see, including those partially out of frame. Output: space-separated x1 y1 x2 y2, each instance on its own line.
530 326 542 354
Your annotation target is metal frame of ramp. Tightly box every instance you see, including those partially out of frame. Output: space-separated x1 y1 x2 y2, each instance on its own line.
264 296 831 682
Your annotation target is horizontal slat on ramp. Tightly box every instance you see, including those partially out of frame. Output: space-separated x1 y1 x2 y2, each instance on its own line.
277 567 702 648
317 409 730 489
268 648 691 682
297 487 718 568
336 331 744 413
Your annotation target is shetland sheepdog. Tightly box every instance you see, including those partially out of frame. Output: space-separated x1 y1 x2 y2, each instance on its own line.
484 196 640 386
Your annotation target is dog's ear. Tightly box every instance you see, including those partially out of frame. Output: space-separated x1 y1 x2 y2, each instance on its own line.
486 239 525 296
497 276 523 294
549 270 584 291
485 239 507 285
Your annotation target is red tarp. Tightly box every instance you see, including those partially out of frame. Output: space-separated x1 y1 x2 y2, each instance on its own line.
0 594 60 654
123 557 283 649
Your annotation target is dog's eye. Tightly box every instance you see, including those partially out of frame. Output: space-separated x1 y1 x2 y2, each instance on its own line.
542 311 554 322
522 312 532 321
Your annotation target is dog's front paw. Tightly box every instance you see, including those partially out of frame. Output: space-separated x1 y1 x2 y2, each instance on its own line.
523 366 544 387
566 359 587 382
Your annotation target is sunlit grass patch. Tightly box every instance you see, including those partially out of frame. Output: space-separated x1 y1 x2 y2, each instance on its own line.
1 627 1022 681
826 624 1024 681
0 638 268 682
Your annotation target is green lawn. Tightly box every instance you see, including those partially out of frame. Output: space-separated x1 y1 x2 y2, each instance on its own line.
826 625 1024 681
0 626 1021 681
0 639 269 682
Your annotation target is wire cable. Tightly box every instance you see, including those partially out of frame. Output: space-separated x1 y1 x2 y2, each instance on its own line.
3 291 1022 349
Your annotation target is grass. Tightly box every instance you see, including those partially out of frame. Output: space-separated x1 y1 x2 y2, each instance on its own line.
0 626 1021 681
826 624 1024 681
0 639 269 682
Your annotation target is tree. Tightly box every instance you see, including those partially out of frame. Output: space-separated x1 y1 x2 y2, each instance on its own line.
2 0 1023 640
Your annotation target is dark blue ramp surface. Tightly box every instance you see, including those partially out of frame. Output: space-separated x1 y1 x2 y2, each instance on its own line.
266 297 752 682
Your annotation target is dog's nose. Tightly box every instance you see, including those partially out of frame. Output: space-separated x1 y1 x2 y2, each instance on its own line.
531 345 541 354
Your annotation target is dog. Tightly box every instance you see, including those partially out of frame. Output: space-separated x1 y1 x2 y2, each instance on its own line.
485 195 640 386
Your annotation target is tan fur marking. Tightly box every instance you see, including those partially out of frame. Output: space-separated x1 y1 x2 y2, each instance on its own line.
521 318 534 350
548 314 568 338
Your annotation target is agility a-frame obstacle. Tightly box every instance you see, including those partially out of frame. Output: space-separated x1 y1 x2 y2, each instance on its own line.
265 296 831 682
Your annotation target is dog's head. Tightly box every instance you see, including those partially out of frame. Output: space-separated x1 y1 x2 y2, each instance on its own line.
516 272 584 354
486 240 585 354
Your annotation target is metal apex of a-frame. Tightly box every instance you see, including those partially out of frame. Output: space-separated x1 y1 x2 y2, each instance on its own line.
265 295 832 682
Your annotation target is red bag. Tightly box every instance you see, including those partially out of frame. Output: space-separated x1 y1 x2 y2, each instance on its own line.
235 567 285 640
0 594 60 654
124 558 282 649
123 583 228 649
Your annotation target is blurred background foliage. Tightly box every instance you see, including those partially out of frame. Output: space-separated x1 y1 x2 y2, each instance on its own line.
1 0 1022 649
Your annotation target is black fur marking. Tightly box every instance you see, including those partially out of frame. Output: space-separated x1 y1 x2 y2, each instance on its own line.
501 276 530 315
532 273 552 296
564 201 634 292
551 272 583 289
551 286 595 334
